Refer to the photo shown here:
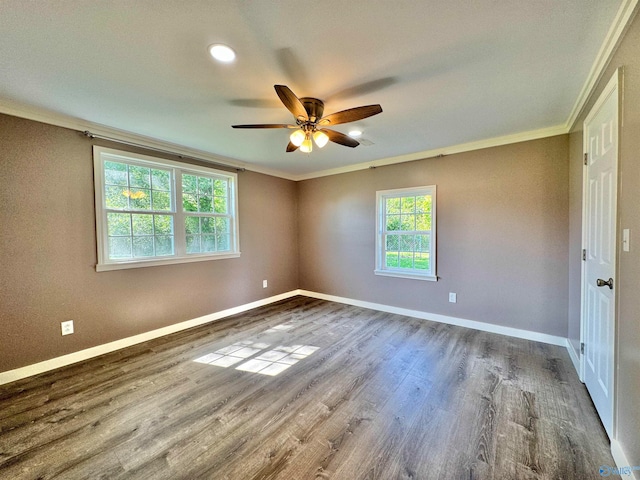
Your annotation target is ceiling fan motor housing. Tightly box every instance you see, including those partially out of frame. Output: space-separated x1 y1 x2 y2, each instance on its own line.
232 85 382 151
299 97 325 122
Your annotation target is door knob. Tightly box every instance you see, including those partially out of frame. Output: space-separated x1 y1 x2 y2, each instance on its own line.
596 278 614 289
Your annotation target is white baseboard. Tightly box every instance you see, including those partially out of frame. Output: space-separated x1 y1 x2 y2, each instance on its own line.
565 338 583 379
299 292 637 478
611 439 638 479
2 288 633 476
0 290 300 386
0 289 572 386
299 290 567 347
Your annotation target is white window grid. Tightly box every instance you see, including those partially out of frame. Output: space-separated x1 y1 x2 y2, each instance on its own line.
375 186 437 281
94 146 239 271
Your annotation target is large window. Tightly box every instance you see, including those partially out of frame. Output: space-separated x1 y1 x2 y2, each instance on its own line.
375 186 436 281
94 146 239 271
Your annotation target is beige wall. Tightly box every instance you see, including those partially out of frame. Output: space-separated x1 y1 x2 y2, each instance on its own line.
568 10 640 470
298 136 570 338
3 17 639 462
0 113 299 372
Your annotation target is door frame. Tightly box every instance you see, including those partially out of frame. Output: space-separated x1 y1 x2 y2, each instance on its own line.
579 67 621 438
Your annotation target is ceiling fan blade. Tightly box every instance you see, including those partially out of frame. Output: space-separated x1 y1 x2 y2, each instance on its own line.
274 85 308 120
231 124 296 129
320 129 359 148
275 48 311 90
229 98 282 108
286 141 299 152
326 77 397 102
318 104 382 126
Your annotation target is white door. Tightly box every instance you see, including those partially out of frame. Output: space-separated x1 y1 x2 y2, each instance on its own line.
582 70 619 439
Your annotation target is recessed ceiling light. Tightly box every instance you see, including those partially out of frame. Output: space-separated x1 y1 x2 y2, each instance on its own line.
348 130 363 138
209 44 236 63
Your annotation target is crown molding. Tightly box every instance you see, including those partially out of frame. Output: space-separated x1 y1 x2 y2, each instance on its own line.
3 0 638 188
237 164 298 181
566 0 639 130
292 124 568 181
0 97 569 182
0 98 299 180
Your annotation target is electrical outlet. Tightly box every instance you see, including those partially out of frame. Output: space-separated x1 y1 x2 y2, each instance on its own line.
262 279 268 288
61 320 74 336
449 292 457 303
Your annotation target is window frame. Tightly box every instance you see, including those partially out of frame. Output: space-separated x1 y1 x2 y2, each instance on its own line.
375 185 437 281
93 146 240 272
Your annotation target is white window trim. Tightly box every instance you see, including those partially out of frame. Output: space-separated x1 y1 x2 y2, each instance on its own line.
375 185 437 281
93 146 240 272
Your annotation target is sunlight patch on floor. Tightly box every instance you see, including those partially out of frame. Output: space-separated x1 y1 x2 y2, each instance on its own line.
265 323 295 333
193 340 271 368
235 345 320 376
194 339 320 376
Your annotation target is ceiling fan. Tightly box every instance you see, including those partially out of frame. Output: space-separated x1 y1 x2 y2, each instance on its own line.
232 85 382 153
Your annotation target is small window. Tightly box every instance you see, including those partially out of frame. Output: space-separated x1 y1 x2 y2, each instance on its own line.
375 186 436 281
94 146 239 271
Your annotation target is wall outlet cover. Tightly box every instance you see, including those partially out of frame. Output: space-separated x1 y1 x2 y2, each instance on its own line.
61 320 74 336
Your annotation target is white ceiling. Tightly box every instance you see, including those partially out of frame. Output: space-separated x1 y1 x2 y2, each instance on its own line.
0 1 624 178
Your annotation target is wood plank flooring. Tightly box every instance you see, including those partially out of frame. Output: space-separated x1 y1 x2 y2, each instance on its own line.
0 296 614 479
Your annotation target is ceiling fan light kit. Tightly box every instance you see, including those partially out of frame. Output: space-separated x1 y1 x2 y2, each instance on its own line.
290 129 306 147
313 130 329 148
300 137 313 153
289 128 329 152
232 85 382 153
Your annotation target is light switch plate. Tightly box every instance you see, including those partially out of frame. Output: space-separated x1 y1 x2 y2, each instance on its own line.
622 229 630 252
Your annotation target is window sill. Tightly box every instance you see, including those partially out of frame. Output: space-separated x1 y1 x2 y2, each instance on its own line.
374 269 437 281
96 252 241 272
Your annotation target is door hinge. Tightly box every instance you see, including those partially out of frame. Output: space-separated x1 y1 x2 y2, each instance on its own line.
584 153 588 165
582 249 586 261
581 342 585 354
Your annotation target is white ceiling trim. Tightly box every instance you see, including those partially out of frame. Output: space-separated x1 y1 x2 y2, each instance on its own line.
293 124 569 181
0 99 242 168
0 0 636 184
566 0 639 130
0 97 298 180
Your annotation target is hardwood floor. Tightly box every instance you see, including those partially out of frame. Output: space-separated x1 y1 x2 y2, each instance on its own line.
0 296 613 479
